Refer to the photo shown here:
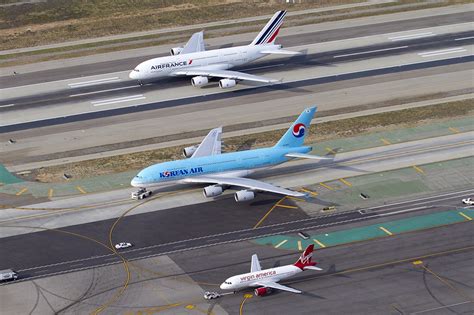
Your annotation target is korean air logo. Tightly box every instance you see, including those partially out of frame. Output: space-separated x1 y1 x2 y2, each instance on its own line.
292 123 306 138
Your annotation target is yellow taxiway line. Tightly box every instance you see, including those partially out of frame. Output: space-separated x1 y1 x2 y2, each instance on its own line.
379 226 393 236
459 212 472 221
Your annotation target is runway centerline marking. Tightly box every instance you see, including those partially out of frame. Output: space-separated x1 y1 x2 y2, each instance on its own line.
68 77 121 88
418 47 466 58
0 104 15 108
91 94 146 106
69 85 138 97
333 46 408 58
455 36 474 41
388 32 434 41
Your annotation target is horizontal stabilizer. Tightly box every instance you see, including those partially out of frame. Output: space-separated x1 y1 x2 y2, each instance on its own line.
304 266 323 271
285 153 333 160
260 49 302 55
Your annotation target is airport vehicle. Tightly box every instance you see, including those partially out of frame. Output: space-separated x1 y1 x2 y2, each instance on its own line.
462 198 474 205
220 244 322 296
131 107 332 202
203 291 220 300
131 188 152 200
129 10 300 88
0 269 18 282
115 242 133 249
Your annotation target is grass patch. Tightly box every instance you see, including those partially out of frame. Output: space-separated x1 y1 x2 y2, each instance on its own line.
29 99 474 183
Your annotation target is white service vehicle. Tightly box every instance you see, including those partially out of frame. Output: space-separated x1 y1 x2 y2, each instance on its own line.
0 269 18 282
462 198 474 205
131 188 152 200
203 291 220 300
115 242 133 249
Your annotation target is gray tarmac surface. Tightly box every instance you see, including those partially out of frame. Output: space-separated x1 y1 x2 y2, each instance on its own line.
174 220 474 315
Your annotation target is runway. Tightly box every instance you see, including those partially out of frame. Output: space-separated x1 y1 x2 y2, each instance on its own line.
1 186 472 283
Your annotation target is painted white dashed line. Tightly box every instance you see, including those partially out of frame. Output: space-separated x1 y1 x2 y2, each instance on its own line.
333 46 408 58
68 77 121 88
0 104 15 108
455 36 474 41
388 32 435 41
418 47 466 58
69 85 138 97
91 94 145 106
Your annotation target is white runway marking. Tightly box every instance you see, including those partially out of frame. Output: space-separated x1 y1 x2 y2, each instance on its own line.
333 46 408 58
418 47 466 58
68 77 121 88
0 103 15 108
388 32 435 41
69 85 138 97
91 94 145 106
455 36 474 41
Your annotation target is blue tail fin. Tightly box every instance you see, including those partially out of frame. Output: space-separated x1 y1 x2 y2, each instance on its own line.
274 107 316 148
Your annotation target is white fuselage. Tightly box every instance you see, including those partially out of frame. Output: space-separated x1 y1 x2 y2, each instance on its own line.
129 44 281 81
220 265 301 291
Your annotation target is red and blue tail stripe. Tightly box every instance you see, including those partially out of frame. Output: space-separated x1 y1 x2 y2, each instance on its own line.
251 10 287 45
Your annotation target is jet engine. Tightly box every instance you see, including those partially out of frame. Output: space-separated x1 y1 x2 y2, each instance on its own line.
183 145 199 158
254 287 272 296
234 190 255 202
219 78 236 89
191 76 209 87
170 47 183 55
203 185 223 198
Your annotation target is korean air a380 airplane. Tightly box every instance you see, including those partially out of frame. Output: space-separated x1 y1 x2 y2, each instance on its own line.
129 10 300 88
131 106 331 202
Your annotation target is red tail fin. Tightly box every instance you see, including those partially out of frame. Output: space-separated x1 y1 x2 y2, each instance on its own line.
294 244 317 270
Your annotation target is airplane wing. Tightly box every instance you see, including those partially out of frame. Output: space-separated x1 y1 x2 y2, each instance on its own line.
285 153 333 160
181 31 205 54
260 49 302 55
191 127 222 158
181 175 306 197
251 254 262 273
254 281 301 294
172 68 279 83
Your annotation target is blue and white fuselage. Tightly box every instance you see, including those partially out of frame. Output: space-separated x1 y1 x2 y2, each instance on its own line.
131 107 328 202
131 146 311 187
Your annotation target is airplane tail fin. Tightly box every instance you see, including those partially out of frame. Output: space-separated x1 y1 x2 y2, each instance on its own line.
250 10 287 45
294 244 322 271
274 106 316 148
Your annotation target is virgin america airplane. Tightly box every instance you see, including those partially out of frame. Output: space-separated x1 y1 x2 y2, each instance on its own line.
129 10 300 88
220 244 322 296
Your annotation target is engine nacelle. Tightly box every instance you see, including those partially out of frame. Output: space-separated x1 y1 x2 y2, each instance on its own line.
219 78 236 89
183 145 199 158
170 47 183 55
234 190 255 202
203 185 223 198
254 287 272 296
191 76 209 87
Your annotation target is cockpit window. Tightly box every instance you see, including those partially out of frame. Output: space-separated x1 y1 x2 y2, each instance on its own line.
133 69 140 72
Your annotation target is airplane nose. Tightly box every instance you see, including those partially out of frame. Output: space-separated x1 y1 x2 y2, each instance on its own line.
130 177 140 187
219 283 226 290
129 71 137 80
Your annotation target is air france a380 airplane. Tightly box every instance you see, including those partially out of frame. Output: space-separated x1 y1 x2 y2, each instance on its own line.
131 106 331 202
129 10 300 88
220 244 322 296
